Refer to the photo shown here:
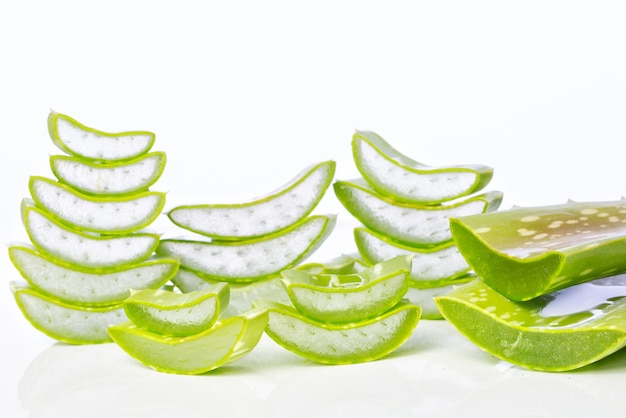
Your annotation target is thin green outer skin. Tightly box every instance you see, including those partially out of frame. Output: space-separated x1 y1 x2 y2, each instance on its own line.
352 131 494 204
450 200 626 301
29 176 166 234
281 255 411 323
257 299 421 365
49 152 167 196
48 111 155 162
167 160 336 240
108 309 269 374
435 279 626 372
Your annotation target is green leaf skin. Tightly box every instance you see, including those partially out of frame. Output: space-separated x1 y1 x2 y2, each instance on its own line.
108 309 269 375
450 200 626 301
334 178 502 246
280 255 411 323
157 214 336 283
29 176 166 234
47 111 155 162
167 161 335 240
123 284 230 337
50 152 166 196
9 246 178 306
352 131 494 204
435 278 626 372
256 299 421 365
11 282 127 344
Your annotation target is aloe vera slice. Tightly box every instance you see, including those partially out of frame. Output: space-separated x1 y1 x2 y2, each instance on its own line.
450 199 626 301
435 277 626 371
48 111 155 162
23 205 160 269
280 255 411 323
352 131 494 204
334 179 502 246
256 299 421 364
108 309 269 374
354 227 471 285
123 284 229 337
167 161 335 240
157 214 336 282
29 176 166 234
9 246 178 306
11 282 126 344
50 152 166 196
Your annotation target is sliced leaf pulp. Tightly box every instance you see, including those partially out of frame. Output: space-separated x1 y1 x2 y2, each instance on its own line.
450 199 626 301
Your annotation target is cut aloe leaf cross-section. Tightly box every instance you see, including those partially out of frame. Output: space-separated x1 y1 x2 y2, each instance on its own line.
9 246 178 306
450 199 626 301
280 255 411 323
256 299 421 365
334 178 502 246
354 227 471 286
50 152 166 196
167 160 336 240
48 111 155 162
11 282 127 344
435 277 626 371
123 284 230 337
108 308 269 374
352 131 494 204
23 204 160 269
157 214 336 282
29 176 166 234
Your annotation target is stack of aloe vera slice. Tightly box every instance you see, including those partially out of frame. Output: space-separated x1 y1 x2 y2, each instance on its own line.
9 112 179 344
334 131 502 318
436 200 626 371
157 160 337 315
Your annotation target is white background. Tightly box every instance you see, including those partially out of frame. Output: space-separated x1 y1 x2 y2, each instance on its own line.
2 1 626 417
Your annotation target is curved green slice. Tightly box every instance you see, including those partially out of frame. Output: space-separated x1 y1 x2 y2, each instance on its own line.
23 204 160 269
9 246 178 306
450 199 626 301
354 227 471 285
280 255 411 323
108 308 269 374
11 282 127 344
29 176 166 234
50 152 166 196
167 161 335 240
435 278 626 371
48 111 155 162
256 300 421 365
334 179 502 246
157 214 336 282
353 131 494 204
123 284 230 337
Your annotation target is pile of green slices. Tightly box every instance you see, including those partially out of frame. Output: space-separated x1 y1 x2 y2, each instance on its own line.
334 131 502 318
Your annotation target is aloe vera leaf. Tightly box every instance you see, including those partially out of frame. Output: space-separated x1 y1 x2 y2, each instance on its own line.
47 111 155 162
49 152 166 196
29 176 166 234
157 214 336 283
8 245 178 306
354 227 471 285
23 204 160 269
280 255 411 323
450 199 626 301
123 284 229 337
11 282 127 344
352 131 494 204
435 277 626 371
256 299 421 365
334 178 502 246
167 161 335 240
108 308 268 374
